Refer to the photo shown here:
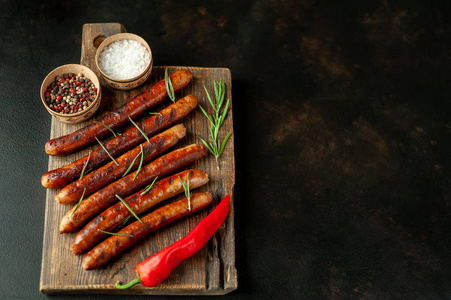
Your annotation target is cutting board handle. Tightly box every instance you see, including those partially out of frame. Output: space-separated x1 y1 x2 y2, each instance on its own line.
80 23 127 72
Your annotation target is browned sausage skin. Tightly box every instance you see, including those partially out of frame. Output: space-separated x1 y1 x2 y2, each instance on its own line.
82 192 213 269
59 144 207 233
55 124 186 204
41 94 198 189
70 170 209 254
45 70 192 156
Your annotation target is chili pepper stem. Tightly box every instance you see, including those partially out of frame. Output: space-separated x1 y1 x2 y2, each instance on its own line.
115 277 141 289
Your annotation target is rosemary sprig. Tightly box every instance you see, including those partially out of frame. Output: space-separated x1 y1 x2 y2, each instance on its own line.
71 188 86 218
165 68 175 102
79 151 91 181
95 137 119 166
95 121 117 137
198 79 233 170
115 194 143 223
141 176 158 195
128 116 149 142
178 173 191 211
97 229 133 238
133 144 144 181
149 112 163 116
122 145 143 178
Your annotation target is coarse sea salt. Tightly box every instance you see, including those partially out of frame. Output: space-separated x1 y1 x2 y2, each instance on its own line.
98 40 150 80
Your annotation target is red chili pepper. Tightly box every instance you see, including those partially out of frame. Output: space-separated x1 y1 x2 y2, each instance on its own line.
115 195 230 289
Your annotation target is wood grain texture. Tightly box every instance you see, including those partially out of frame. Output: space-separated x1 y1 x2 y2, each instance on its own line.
40 23 237 295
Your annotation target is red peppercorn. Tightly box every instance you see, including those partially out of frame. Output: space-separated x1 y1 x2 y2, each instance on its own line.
61 102 65 107
76 81 82 86
69 88 75 93
66 78 70 82
74 106 79 110
93 87 98 92
45 92 50 97
83 88 88 92
56 95 62 101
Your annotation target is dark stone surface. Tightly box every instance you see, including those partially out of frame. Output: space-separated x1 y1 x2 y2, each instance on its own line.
1 0 450 299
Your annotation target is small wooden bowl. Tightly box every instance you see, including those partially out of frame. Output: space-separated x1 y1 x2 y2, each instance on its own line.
40 64 102 124
95 33 153 90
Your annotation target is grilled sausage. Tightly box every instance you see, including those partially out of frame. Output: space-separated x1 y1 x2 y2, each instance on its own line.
82 192 213 269
41 95 198 189
59 144 207 233
55 124 186 204
70 170 209 253
45 70 192 156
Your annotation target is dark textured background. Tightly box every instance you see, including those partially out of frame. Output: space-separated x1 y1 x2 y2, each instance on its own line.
1 0 450 299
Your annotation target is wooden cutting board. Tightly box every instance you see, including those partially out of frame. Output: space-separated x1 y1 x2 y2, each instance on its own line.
40 23 237 295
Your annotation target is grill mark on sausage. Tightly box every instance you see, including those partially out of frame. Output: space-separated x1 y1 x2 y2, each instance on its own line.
94 216 105 225
169 108 176 122
154 114 162 127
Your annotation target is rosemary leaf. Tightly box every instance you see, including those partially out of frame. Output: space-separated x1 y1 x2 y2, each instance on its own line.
219 129 233 154
122 147 142 178
115 194 143 223
97 229 133 238
178 173 191 211
128 116 149 142
141 176 159 195
71 188 86 218
198 104 214 124
218 98 230 128
133 144 144 181
165 68 175 102
214 80 219 107
79 151 91 181
95 121 117 137
95 137 119 165
149 112 163 116
118 216 132 229
218 80 226 107
203 85 215 112
199 136 214 154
